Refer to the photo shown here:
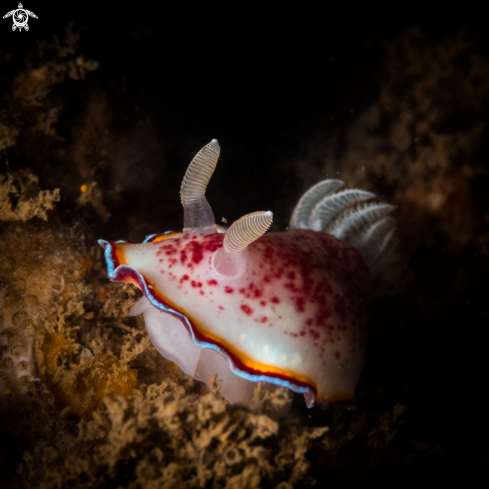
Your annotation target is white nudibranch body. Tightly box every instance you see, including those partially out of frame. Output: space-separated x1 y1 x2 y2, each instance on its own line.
99 140 396 409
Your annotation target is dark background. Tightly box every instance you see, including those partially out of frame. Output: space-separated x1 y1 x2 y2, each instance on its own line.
2 2 489 486
3 2 488 235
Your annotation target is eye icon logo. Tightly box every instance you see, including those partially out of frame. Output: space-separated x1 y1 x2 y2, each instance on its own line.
3 3 38 31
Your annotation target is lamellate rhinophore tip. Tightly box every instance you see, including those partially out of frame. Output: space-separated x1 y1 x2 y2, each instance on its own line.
224 210 273 254
180 139 220 229
180 139 220 206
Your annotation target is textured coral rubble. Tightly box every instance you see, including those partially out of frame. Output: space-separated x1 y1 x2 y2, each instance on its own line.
0 192 140 411
0 176 410 488
21 388 327 488
3 22 489 489
0 169 60 222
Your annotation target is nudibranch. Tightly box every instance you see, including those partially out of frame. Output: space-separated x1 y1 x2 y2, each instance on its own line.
99 140 396 408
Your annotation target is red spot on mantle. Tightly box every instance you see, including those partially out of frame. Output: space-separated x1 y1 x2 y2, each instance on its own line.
179 274 189 284
241 304 253 316
224 286 234 294
295 296 306 313
181 240 206 266
207 279 218 286
270 296 280 304
260 316 268 323
253 288 263 298
286 270 296 280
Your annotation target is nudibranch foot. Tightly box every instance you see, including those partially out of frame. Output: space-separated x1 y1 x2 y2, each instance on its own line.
131 295 293 415
99 139 396 411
